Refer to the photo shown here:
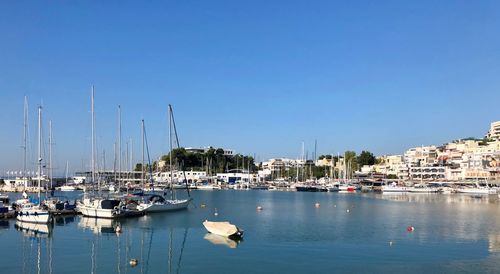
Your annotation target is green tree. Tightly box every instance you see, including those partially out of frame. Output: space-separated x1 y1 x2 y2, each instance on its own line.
344 151 358 171
357 151 376 167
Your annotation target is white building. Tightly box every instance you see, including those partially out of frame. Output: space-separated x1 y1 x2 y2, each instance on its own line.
216 171 257 184
487 121 500 140
153 170 208 184
261 158 305 172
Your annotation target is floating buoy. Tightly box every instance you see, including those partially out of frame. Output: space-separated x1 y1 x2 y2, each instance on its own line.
346 209 350 213
214 208 218 216
407 226 415 232
389 241 393 246
129 258 138 267
315 203 320 208
200 204 206 208
256 206 263 211
115 225 122 233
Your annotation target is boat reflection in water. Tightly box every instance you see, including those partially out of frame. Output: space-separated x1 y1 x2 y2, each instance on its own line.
78 216 119 234
203 233 241 248
54 215 76 226
0 220 9 230
15 220 52 237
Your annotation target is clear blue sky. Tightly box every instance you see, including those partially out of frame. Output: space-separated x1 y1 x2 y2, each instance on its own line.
1 1 499 175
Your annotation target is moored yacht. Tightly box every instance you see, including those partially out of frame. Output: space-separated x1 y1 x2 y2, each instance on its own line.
16 106 51 224
382 182 409 193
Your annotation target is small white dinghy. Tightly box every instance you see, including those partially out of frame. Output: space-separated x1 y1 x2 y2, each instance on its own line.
203 220 243 238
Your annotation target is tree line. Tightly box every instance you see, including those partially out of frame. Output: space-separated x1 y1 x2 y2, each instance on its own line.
135 147 256 175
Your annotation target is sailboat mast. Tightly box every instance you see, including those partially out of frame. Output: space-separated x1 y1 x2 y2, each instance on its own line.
141 119 145 188
49 120 53 189
37 106 42 204
23 96 28 185
169 106 173 198
91 86 95 187
118 105 122 190
65 161 69 185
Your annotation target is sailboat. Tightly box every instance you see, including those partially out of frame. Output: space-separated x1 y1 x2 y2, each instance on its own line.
77 87 144 218
17 106 52 224
139 105 191 213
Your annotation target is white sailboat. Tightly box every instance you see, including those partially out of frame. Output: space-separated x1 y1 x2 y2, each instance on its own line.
139 106 191 213
77 87 140 218
17 106 51 224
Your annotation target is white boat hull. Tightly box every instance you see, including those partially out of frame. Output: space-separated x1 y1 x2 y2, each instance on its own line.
142 199 190 213
382 187 409 193
60 186 76 192
203 220 242 237
16 209 51 224
77 205 117 218
456 188 493 195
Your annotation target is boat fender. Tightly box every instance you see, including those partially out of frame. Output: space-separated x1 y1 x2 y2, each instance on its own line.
407 226 415 232
34 212 38 216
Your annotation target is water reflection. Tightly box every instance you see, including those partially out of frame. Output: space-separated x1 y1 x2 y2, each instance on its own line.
375 193 499 204
53 215 76 226
78 216 119 234
0 220 9 229
203 233 240 248
16 221 52 237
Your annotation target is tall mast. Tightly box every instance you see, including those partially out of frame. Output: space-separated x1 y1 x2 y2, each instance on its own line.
91 86 96 190
49 120 53 189
169 106 173 198
141 119 145 188
65 161 69 185
37 106 42 204
118 105 122 190
23 96 28 181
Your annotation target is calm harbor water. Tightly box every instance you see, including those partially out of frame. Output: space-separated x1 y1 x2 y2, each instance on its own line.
2 190 500 273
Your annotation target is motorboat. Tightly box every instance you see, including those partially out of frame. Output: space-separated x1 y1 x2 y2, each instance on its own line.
382 182 409 193
59 185 77 192
408 184 440 193
203 220 243 238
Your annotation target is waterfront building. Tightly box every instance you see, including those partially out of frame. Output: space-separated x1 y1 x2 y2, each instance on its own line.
216 170 257 184
261 158 305 172
487 121 500 140
153 170 208 184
